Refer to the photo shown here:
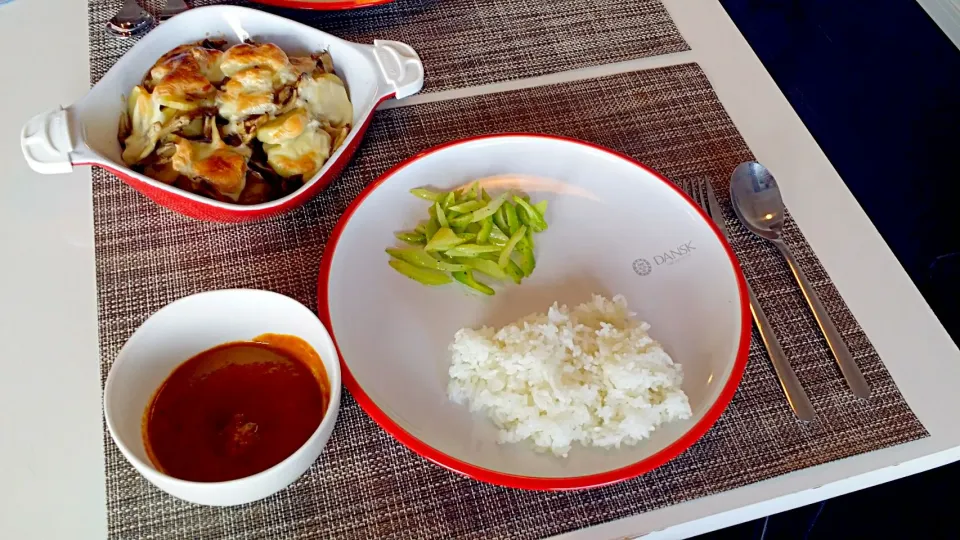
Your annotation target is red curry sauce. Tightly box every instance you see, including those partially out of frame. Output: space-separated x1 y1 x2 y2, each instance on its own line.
143 333 329 482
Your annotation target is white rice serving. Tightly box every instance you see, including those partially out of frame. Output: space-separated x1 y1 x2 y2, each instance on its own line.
447 294 692 457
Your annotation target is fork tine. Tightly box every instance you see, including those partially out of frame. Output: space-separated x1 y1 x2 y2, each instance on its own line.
697 179 709 216
686 177 706 214
689 178 701 209
681 178 697 208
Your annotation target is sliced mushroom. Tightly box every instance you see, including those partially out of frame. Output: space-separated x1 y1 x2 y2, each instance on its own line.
118 111 132 144
237 170 274 205
276 82 299 111
288 56 319 77
223 114 268 146
154 141 177 163
323 124 350 151
315 51 334 74
241 115 268 145
200 38 228 51
144 162 180 184
157 113 194 141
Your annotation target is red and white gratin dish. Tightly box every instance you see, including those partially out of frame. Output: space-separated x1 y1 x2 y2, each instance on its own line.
19 5 424 222
319 134 751 490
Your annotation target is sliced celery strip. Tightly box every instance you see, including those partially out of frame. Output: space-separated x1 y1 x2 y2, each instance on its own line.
389 259 452 285
424 217 440 240
469 191 510 223
441 191 456 210
424 227 464 251
502 259 524 284
445 244 501 257
515 238 536 276
513 195 548 232
410 188 444 202
394 231 425 245
452 270 494 295
386 248 467 272
498 225 527 269
435 202 449 228
477 217 493 244
504 202 520 234
461 257 507 280
448 200 485 214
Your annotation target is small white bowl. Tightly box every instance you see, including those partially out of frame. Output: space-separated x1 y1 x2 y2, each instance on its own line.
319 134 750 490
104 289 342 506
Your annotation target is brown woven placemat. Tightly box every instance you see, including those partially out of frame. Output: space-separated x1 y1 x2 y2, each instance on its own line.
88 0 688 93
94 61 927 539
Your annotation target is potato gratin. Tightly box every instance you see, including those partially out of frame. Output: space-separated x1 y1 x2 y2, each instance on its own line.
118 39 353 205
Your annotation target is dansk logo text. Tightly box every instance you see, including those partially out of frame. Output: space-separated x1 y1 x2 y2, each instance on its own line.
653 241 695 266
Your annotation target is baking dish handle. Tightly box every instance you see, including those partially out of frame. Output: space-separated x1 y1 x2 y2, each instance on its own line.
371 40 425 100
20 106 87 174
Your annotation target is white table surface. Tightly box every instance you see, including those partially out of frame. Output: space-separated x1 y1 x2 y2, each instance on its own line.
2 1 958 538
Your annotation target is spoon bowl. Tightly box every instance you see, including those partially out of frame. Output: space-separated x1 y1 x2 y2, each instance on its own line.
729 162 785 241
106 0 155 39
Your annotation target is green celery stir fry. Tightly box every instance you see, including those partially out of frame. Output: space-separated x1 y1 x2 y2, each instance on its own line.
387 183 549 294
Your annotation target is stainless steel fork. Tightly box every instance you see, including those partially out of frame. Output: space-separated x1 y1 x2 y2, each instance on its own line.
683 177 815 422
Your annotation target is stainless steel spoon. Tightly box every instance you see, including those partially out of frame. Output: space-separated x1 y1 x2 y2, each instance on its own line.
730 162 871 399
106 0 155 39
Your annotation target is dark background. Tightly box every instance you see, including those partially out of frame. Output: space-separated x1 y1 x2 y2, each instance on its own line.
700 1 959 537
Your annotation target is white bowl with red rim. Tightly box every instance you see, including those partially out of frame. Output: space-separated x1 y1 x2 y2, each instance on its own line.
19 5 423 222
104 289 342 506
318 133 751 490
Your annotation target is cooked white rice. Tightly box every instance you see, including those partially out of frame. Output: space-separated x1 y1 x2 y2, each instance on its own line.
447 294 692 457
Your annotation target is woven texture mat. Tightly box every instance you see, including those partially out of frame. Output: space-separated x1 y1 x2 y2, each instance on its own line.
94 61 927 538
88 0 688 93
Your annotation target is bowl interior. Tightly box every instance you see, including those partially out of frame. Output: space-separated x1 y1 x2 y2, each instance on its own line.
76 6 380 204
323 135 747 483
104 289 342 474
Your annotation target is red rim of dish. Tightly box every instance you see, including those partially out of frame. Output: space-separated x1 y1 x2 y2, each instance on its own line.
317 133 752 490
250 0 394 10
